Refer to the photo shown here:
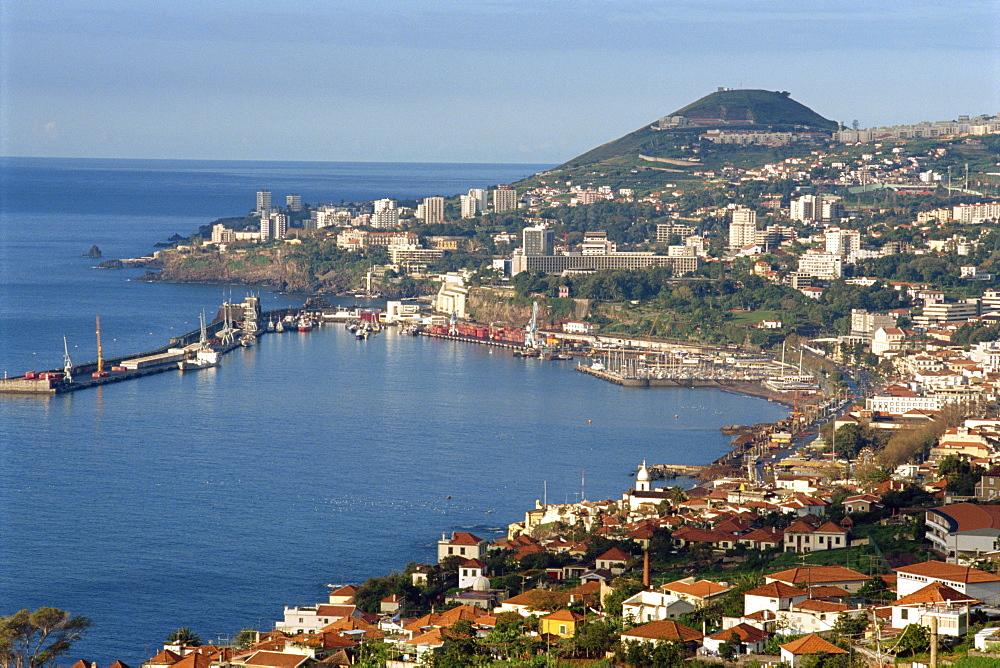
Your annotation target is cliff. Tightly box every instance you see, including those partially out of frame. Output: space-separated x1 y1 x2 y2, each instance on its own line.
147 248 322 292
466 287 591 328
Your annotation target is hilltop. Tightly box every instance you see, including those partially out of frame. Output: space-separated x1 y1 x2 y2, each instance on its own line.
555 89 837 170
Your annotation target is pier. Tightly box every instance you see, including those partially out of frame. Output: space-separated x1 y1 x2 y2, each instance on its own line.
0 306 304 395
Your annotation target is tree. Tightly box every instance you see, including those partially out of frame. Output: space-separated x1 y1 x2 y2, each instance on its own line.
166 627 202 647
894 623 929 656
856 576 893 605
233 629 258 649
718 631 740 661
0 608 91 668
832 612 869 637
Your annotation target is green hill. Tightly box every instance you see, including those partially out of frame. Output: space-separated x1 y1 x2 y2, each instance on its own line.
556 89 837 169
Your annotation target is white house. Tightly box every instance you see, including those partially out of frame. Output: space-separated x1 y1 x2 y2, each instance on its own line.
894 560 1000 605
924 503 1000 564
457 558 487 589
621 590 695 623
702 623 768 657
743 582 808 616
890 582 979 637
437 532 488 562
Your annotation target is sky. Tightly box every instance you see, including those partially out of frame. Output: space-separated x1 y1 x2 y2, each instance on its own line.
2 0 999 164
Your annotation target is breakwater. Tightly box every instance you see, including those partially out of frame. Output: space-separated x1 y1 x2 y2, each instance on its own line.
0 307 304 394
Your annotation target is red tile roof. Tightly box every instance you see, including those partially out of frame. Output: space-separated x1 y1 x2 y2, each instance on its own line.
662 579 731 599
740 527 783 544
892 582 981 607
542 609 584 622
328 585 358 597
928 503 1000 533
707 623 767 643
315 605 357 618
767 566 870 586
596 547 631 562
780 633 847 655
793 599 849 613
622 620 703 642
145 650 181 666
745 582 805 599
805 585 851 599
894 560 1000 584
449 532 484 545
170 655 212 668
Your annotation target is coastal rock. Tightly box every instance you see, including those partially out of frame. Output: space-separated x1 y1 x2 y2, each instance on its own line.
96 259 124 269
83 244 102 258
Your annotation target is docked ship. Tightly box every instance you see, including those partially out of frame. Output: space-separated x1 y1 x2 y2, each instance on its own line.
179 312 221 370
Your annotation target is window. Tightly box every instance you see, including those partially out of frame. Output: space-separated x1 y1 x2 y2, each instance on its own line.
448 547 453 555
559 625 567 635
901 609 908 620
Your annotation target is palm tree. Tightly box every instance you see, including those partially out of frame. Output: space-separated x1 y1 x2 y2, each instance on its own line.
166 627 202 647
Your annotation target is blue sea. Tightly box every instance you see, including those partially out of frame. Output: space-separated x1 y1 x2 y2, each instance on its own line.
0 158 787 665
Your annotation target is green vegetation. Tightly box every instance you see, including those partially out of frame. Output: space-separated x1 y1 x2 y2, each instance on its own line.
0 607 91 668
557 89 837 170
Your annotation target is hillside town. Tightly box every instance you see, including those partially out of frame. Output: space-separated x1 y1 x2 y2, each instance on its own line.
23 106 1000 667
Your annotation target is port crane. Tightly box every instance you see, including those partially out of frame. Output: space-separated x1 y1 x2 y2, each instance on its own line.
62 336 73 382
523 301 539 349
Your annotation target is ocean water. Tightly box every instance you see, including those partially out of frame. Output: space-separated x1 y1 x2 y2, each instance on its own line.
0 158 788 665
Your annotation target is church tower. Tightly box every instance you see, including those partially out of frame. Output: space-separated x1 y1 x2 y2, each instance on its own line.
636 461 651 492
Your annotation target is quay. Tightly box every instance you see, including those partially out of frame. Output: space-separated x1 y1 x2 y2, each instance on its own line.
417 329 525 350
576 363 796 405
0 304 304 395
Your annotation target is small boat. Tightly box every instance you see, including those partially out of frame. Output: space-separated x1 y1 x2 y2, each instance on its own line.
297 315 314 332
275 319 285 333
240 335 255 347
267 319 276 332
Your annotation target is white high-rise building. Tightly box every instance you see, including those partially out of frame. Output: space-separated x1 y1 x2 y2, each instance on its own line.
492 186 518 213
460 195 478 218
791 194 844 222
460 188 488 219
285 194 302 212
825 228 861 256
419 196 445 224
790 194 818 221
256 190 272 215
371 209 400 229
272 213 288 240
470 189 487 212
259 212 288 241
728 208 757 250
797 250 843 279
